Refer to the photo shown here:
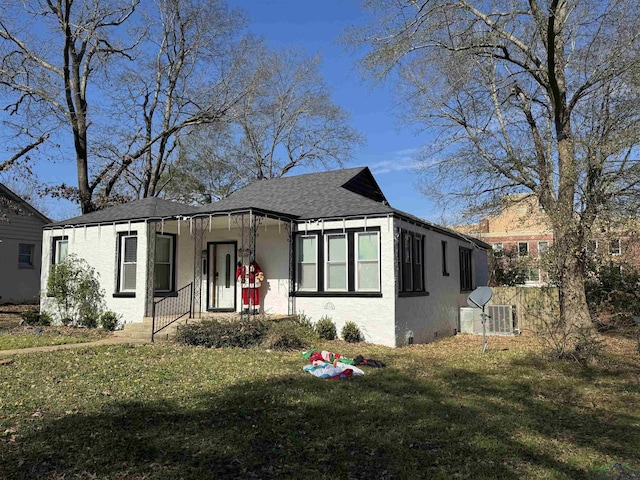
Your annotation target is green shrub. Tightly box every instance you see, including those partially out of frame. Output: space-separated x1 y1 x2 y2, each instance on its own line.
100 311 120 331
341 321 362 343
262 318 318 351
47 254 105 325
315 315 337 340
175 318 267 348
79 313 99 329
20 311 52 326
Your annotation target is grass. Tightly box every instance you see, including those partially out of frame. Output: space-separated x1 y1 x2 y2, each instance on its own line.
0 328 105 350
0 305 110 350
0 334 639 479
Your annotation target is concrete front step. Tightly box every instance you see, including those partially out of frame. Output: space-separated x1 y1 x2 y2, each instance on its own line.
114 316 192 342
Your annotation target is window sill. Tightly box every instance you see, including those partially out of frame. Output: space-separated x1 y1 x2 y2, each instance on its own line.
18 265 34 269
292 291 383 298
154 291 177 298
113 292 136 298
399 291 430 298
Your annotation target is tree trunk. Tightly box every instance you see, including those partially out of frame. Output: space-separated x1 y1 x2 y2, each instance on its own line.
553 225 592 330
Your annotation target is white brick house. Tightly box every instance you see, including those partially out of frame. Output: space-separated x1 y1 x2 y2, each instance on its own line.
40 167 488 346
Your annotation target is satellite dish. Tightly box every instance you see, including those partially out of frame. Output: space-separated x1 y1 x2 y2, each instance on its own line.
467 286 493 309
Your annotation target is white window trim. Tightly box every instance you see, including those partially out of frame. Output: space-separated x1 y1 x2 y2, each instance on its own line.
355 231 380 292
297 235 317 292
524 267 541 284
538 241 549 257
518 241 529 257
492 243 503 252
54 238 69 264
119 234 137 292
324 233 348 292
155 234 174 292
610 238 621 256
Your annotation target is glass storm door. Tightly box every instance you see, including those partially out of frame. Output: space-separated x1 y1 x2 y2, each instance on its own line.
208 243 235 310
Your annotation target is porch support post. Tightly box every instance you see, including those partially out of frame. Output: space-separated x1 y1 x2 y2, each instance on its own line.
287 220 295 316
145 221 157 317
192 217 204 319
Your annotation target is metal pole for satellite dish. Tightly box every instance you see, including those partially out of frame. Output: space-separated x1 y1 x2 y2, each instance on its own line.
481 305 488 353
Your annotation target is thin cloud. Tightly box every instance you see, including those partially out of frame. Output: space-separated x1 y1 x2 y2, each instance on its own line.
369 148 420 174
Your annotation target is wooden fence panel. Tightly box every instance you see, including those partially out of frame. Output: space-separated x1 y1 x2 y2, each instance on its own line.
489 287 560 332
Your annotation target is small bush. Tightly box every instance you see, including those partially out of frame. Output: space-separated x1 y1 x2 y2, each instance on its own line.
341 321 362 343
175 318 267 348
79 313 99 329
100 311 120 331
20 311 52 326
315 316 337 340
262 318 317 351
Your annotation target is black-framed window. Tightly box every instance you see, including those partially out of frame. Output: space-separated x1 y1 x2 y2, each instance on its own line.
459 247 473 291
610 238 621 255
51 236 69 265
356 231 380 292
154 233 176 293
399 230 426 295
116 231 138 293
18 244 34 268
442 240 449 276
296 235 318 291
293 227 381 297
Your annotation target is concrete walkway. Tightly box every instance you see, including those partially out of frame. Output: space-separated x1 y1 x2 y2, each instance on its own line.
0 336 149 357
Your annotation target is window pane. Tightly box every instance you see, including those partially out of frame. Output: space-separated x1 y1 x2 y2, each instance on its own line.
358 262 379 290
298 237 316 262
358 233 378 260
19 244 33 266
327 263 347 290
538 242 549 255
518 242 528 256
327 235 346 262
154 264 171 290
57 240 68 263
404 234 412 263
156 236 171 262
124 237 137 262
123 264 137 290
298 263 316 290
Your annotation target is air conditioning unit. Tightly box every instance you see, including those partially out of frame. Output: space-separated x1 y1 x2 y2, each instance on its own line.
459 305 518 335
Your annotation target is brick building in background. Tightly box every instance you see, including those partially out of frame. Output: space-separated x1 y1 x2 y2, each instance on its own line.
454 195 640 286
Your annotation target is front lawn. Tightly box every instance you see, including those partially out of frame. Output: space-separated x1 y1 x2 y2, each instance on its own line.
0 334 638 479
0 326 111 351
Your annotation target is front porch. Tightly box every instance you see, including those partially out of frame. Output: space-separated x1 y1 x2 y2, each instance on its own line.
141 210 296 337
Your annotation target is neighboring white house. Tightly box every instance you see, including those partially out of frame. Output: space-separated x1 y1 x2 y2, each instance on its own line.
0 183 50 303
40 167 489 346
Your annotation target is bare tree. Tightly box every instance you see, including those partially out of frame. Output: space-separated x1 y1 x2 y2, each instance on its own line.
347 0 640 332
161 124 248 204
228 47 364 180
0 0 139 214
105 0 254 202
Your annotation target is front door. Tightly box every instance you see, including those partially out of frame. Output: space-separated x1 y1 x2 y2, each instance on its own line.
207 242 236 311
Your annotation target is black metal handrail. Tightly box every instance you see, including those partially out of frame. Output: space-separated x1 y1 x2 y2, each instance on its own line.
152 282 193 342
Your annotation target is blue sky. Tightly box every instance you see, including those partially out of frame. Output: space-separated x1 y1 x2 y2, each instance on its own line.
7 1 447 223
228 0 443 221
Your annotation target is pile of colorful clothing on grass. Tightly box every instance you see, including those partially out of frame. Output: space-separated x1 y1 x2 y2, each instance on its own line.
302 350 386 380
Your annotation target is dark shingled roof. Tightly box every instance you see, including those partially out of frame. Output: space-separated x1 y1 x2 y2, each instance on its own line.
194 166 394 219
42 168 488 249
46 197 199 227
